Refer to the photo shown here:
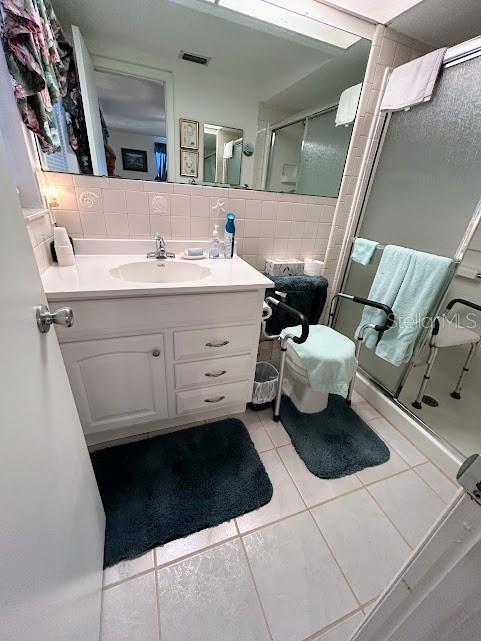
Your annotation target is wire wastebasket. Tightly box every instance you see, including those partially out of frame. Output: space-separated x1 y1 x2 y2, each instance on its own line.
250 361 279 410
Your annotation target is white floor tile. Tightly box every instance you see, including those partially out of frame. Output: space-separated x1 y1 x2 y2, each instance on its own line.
278 444 361 507
235 449 305 533
258 410 292 447
369 417 427 466
362 600 377 615
101 572 158 641
155 520 237 566
414 462 459 504
355 447 409 485
351 390 365 405
156 539 270 641
368 470 446 547
103 550 154 588
312 489 410 603
246 418 275 452
243 512 358 641
312 611 365 641
353 402 381 422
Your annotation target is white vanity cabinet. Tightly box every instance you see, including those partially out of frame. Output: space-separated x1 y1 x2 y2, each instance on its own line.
61 334 168 435
53 290 265 445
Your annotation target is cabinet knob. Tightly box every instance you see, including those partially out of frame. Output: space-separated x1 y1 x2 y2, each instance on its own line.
152 349 161 357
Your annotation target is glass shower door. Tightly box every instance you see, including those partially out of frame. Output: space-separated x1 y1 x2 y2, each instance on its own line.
297 108 352 198
335 54 481 395
266 120 304 193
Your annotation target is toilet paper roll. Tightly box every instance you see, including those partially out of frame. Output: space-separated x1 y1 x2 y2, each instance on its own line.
304 258 325 276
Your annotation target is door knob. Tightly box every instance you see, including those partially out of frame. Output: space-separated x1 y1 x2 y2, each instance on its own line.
36 305 74 333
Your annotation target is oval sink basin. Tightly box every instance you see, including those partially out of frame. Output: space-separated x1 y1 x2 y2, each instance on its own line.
109 260 210 284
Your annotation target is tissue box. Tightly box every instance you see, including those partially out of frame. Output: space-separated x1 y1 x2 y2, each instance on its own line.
265 259 304 277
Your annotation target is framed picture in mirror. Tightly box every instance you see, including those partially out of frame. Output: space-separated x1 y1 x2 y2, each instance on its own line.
180 118 199 149
121 148 148 172
180 149 199 177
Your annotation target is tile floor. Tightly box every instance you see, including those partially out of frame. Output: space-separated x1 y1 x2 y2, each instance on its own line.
100 392 459 641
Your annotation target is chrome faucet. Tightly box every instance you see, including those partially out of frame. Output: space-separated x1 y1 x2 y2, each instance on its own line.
147 233 174 259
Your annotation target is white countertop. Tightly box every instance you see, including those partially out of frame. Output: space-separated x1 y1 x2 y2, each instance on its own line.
42 240 273 301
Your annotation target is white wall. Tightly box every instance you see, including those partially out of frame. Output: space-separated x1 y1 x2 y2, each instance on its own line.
169 62 259 185
107 129 164 180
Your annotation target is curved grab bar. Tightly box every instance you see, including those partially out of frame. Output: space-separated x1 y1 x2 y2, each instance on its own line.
329 293 394 334
351 296 395 332
265 297 309 344
446 298 481 313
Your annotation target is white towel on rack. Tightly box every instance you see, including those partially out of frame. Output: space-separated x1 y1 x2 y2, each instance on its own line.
223 140 234 159
380 48 447 112
335 83 362 127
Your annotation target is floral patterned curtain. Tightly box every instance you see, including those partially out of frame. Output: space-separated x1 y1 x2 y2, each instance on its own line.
1 0 72 153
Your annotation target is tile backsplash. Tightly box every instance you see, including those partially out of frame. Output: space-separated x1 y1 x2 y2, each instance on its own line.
41 172 337 272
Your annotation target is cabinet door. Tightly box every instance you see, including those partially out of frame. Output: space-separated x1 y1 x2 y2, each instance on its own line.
61 334 168 435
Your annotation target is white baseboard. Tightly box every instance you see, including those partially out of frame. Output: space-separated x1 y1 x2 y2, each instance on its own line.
356 373 462 479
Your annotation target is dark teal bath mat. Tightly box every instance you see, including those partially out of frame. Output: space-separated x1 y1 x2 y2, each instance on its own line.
280 395 390 479
91 419 273 567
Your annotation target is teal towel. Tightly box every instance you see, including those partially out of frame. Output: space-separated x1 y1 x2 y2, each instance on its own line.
351 238 378 266
280 325 357 397
357 245 452 366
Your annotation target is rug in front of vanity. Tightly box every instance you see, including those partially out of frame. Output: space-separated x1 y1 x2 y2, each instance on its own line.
280 394 390 479
91 419 273 567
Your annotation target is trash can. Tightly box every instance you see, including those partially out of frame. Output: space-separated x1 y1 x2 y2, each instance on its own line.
250 361 279 411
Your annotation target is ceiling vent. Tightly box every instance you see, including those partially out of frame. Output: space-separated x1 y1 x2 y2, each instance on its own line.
179 51 211 66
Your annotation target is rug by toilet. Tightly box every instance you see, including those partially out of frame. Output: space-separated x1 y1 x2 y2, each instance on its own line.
280 395 390 479
91 419 273 567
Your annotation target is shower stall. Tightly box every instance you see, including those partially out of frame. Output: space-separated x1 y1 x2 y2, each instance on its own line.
266 106 353 198
333 36 481 458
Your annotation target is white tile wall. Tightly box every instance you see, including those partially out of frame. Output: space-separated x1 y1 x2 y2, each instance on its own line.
324 25 431 300
41 173 337 272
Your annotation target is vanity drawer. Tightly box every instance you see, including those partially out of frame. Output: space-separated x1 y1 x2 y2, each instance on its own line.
176 381 251 415
175 354 252 389
174 324 258 361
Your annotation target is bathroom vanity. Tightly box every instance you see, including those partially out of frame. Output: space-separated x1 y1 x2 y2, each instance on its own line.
42 240 273 445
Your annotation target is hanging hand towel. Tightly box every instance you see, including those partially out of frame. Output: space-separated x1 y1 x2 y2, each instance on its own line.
351 238 378 266
223 140 234 159
335 83 362 127
356 245 413 350
375 250 452 366
380 48 447 112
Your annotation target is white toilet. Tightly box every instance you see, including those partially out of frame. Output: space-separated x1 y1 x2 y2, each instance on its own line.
282 344 329 413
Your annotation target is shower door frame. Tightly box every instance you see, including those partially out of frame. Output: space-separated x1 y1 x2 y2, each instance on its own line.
333 35 481 413
265 103 339 194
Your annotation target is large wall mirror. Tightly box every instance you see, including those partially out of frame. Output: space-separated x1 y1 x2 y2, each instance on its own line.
36 0 371 197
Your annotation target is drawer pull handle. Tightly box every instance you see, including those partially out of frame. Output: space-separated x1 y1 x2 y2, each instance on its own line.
152 349 161 357
204 396 226 403
205 370 227 378
205 340 229 348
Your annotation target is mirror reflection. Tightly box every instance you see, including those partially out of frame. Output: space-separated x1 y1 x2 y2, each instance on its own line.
203 124 243 186
36 0 370 197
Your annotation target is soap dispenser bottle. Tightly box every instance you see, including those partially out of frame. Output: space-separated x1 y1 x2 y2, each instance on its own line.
209 224 220 258
224 213 236 259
